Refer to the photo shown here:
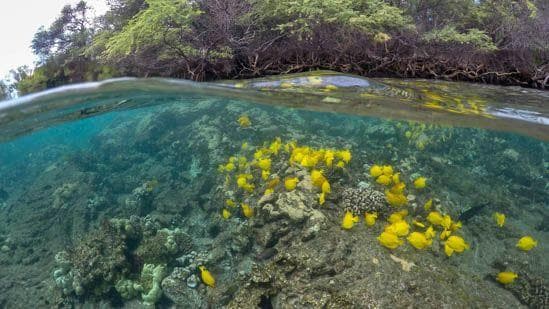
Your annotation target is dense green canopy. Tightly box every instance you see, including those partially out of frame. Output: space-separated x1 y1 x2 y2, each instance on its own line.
6 0 549 95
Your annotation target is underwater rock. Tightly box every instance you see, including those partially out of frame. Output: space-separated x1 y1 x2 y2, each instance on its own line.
51 216 197 305
259 191 327 242
124 183 154 214
506 272 549 308
52 220 132 298
140 263 167 307
186 274 199 288
341 187 386 216
274 192 308 223
52 182 77 209
174 250 211 277
161 267 204 307
115 279 143 300
134 228 194 265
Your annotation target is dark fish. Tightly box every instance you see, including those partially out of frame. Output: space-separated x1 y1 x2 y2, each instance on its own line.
256 248 278 261
458 202 489 222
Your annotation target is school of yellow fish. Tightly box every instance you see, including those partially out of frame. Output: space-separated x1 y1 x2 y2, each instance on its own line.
218 116 352 221
208 115 540 288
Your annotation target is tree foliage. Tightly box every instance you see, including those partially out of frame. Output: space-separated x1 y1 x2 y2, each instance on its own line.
423 26 497 52
13 0 549 94
101 0 202 59
248 0 413 39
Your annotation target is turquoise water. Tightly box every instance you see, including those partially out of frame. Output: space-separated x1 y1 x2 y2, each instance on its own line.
0 72 547 308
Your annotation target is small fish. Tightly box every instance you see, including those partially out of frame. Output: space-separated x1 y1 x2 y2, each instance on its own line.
318 192 326 205
425 226 436 239
341 211 359 230
382 165 393 176
321 181 331 194
413 177 426 189
458 202 489 222
337 149 351 164
198 265 215 287
364 212 378 227
284 177 298 191
257 158 271 171
384 220 410 237
426 211 444 226
407 232 433 249
516 236 537 251
439 229 451 240
224 162 235 172
388 210 408 223
377 231 403 249
493 212 505 227
222 208 231 219
376 175 392 186
324 150 335 167
310 170 326 188
144 179 159 192
261 170 270 180
391 172 401 184
370 165 383 177
424 199 433 211
444 236 469 257
256 248 278 260
238 115 251 128
496 272 518 284
241 203 254 218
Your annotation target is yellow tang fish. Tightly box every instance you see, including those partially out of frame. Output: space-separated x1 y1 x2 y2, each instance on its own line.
199 265 215 287
516 236 537 251
284 177 298 191
241 203 254 218
370 165 383 177
496 272 518 284
413 177 426 189
493 212 505 227
238 115 251 128
444 236 469 257
341 211 359 230
407 232 433 249
364 212 378 227
378 231 403 249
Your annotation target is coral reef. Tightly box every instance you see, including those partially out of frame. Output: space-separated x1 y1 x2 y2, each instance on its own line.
51 216 196 306
340 187 386 216
507 272 549 308
0 90 547 308
53 220 132 297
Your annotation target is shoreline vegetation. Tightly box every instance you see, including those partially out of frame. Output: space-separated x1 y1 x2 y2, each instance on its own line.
1 0 548 99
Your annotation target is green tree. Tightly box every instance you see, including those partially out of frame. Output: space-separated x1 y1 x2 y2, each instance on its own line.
101 0 147 30
31 1 93 62
100 0 203 59
248 0 413 40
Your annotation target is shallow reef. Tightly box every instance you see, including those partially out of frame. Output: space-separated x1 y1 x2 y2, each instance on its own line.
0 95 547 308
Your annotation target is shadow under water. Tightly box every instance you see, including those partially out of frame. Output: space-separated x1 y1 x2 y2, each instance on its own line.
0 72 547 308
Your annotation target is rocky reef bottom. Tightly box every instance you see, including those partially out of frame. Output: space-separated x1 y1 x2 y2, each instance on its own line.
0 97 547 308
